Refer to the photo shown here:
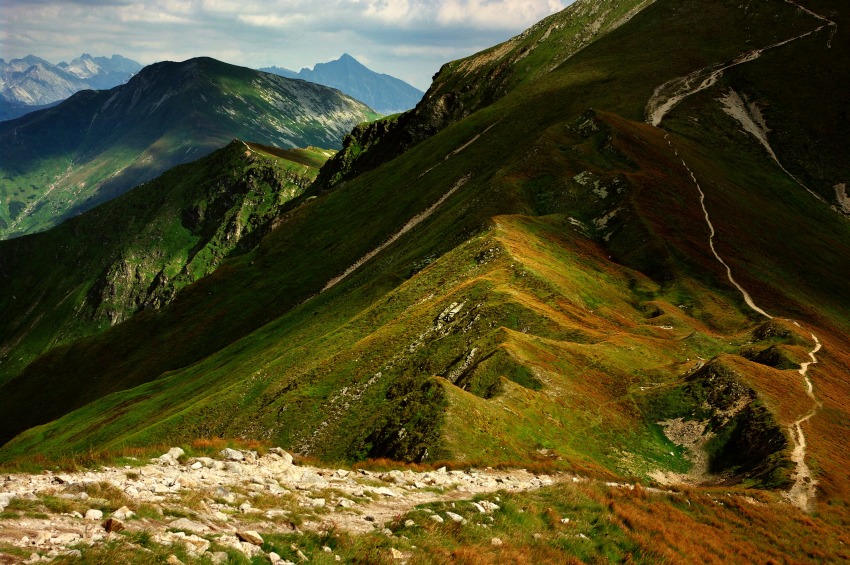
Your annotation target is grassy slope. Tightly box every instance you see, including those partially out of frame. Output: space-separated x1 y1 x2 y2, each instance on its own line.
0 142 331 383
0 58 378 238
1 0 849 523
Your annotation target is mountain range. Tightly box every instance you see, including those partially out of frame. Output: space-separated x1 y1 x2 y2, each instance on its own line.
1 0 849 560
0 54 142 120
0 57 377 239
261 54 424 115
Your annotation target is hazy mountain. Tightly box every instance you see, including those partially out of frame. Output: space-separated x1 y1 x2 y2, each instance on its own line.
1 0 850 558
0 53 142 119
261 54 424 115
0 57 378 239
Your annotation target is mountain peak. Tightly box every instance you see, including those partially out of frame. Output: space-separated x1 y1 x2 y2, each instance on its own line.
262 55 423 114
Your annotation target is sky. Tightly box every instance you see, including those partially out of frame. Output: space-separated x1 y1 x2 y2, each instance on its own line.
2 0 570 91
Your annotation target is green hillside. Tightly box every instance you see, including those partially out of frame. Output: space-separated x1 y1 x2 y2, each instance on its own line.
0 57 377 239
1 0 849 529
0 141 331 383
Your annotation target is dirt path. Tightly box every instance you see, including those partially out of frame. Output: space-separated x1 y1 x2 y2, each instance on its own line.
659 134 823 511
0 448 563 562
320 122 497 293
645 2 835 512
784 331 822 511
321 174 470 292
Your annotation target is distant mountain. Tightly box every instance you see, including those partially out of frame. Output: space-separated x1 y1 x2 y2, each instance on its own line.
261 54 424 115
0 57 378 239
0 54 142 119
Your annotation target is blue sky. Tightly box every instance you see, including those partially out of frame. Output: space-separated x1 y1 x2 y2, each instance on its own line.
2 0 569 90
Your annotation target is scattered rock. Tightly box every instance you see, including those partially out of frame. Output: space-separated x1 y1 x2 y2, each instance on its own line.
219 448 244 461
372 487 397 497
491 537 503 546
113 505 134 520
102 518 125 533
84 509 103 521
53 533 80 545
237 530 264 546
166 555 184 565
390 547 404 559
168 518 209 534
430 514 444 523
404 519 415 527
446 511 466 524
298 470 328 485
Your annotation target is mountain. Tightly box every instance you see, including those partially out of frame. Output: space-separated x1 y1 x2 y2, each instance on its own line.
1 0 850 554
0 57 379 239
261 54 424 115
0 53 142 119
0 140 331 384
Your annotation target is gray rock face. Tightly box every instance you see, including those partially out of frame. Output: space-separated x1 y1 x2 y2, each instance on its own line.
0 53 142 113
168 518 210 533
219 448 244 461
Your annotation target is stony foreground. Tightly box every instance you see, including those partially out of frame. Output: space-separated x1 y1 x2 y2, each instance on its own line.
0 448 562 563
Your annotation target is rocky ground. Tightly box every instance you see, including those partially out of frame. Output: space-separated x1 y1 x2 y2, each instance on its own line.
0 447 565 564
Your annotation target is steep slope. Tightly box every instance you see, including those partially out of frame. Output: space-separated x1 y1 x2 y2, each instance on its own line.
261 54 424 115
0 57 378 238
2 0 850 525
313 0 655 189
0 141 331 384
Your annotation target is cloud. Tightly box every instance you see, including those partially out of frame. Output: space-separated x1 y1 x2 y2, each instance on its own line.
0 0 569 90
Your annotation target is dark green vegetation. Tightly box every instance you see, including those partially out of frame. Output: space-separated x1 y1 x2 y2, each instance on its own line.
261 53 424 115
2 0 850 548
0 141 330 395
0 57 378 238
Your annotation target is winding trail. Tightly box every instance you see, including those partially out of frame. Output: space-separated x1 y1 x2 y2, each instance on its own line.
646 0 837 127
663 130 823 511
646 0 836 509
321 122 497 293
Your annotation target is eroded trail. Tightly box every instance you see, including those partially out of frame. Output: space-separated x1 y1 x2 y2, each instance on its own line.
321 122 497 293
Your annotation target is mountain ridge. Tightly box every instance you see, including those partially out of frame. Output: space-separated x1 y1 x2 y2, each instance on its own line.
0 57 378 239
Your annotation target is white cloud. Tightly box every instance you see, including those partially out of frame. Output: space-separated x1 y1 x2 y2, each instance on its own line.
0 0 570 90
